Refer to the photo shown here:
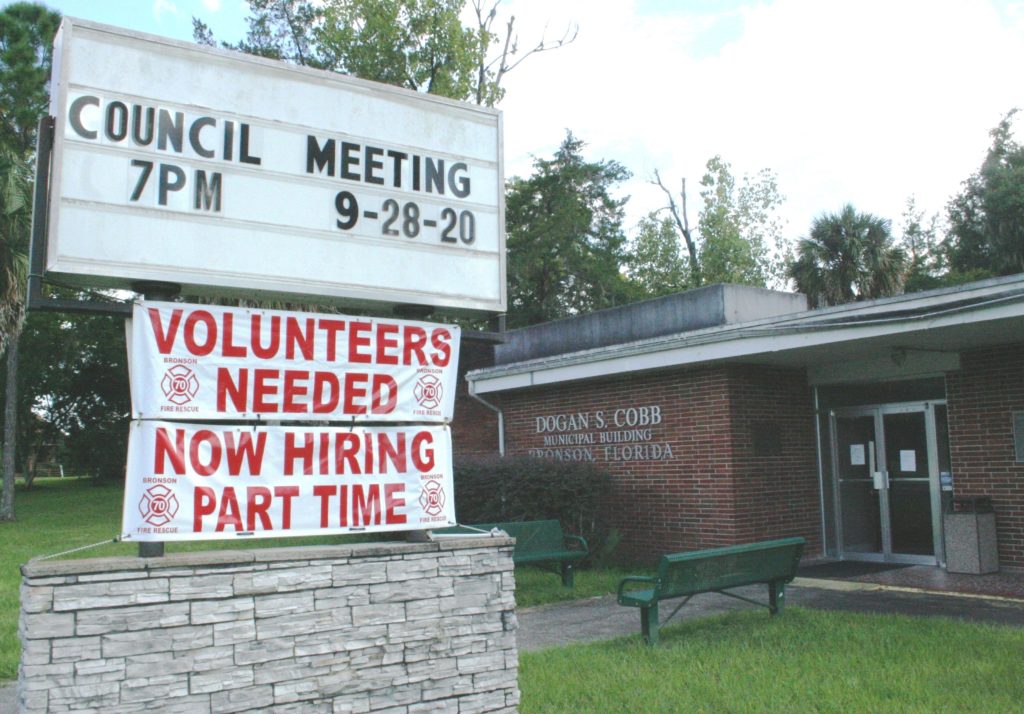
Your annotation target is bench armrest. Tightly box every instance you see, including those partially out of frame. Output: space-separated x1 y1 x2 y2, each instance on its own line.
617 575 658 599
564 534 589 552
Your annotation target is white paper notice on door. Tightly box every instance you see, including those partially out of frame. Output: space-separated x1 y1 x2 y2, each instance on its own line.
850 444 866 466
900 449 917 472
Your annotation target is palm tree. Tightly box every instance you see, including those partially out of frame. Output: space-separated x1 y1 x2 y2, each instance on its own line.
0 142 31 520
789 204 908 308
0 2 61 520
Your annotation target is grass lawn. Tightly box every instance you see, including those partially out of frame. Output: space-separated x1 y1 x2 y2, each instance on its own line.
520 607 1024 713
4 478 1024 713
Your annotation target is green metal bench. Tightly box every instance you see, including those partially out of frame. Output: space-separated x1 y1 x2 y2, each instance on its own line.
617 537 805 644
433 519 589 586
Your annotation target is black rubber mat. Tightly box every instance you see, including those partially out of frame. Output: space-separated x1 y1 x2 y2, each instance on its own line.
798 561 912 579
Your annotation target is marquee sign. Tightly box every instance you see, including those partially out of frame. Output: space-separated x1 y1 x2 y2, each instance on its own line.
123 421 455 541
44 18 505 314
129 301 460 422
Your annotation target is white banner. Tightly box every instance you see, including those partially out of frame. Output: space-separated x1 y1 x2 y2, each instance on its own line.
122 421 455 541
129 301 460 422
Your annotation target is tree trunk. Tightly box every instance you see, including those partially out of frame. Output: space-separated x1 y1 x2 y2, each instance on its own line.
1 334 19 521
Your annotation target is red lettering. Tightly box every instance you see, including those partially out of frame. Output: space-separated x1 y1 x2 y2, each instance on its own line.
319 318 346 361
222 313 246 357
375 324 400 365
246 486 273 530
224 431 266 475
184 310 217 356
250 314 280 359
147 307 182 354
411 431 435 471
343 372 368 415
385 483 406 524
215 486 242 531
190 429 221 476
285 317 315 360
370 374 397 414
363 431 374 474
154 427 185 475
276 486 299 529
377 432 406 472
348 321 372 363
193 486 216 531
430 328 452 367
403 326 427 365
284 432 313 475
314 484 335 527
283 370 309 413
216 368 247 412
312 372 339 413
252 368 279 412
352 484 381 526
335 432 361 474
318 432 330 475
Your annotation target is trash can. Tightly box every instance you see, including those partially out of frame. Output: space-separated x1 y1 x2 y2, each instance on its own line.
944 497 999 574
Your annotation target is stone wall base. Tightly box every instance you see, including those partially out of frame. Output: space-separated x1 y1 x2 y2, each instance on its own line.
18 539 518 713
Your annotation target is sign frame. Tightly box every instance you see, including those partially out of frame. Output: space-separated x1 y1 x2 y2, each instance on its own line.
43 17 506 316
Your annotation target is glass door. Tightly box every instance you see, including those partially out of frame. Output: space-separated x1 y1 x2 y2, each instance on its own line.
833 410 884 559
831 403 945 565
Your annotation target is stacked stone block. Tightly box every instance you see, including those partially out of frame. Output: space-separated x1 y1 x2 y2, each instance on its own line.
19 539 519 713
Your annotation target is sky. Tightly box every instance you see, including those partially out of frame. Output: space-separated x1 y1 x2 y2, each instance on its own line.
20 0 1024 245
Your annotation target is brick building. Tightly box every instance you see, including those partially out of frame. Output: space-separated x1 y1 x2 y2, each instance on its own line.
455 277 1024 569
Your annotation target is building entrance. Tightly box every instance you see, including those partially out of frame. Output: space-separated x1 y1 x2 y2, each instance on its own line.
830 403 950 565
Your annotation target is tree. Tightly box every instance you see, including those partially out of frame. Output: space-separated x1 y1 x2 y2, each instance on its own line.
0 2 60 520
788 204 908 308
0 140 31 518
945 110 1024 279
0 3 60 154
194 0 576 106
318 0 482 99
625 213 690 298
698 156 788 288
899 195 944 293
13 307 130 482
653 156 787 290
505 132 632 327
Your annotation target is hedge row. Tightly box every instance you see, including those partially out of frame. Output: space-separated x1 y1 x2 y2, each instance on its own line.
452 455 615 561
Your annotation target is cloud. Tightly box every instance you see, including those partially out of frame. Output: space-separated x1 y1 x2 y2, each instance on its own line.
152 0 179 22
498 0 1024 237
202 0 222 11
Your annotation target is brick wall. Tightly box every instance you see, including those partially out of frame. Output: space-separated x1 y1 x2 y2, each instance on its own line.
728 367 821 557
453 341 500 458
19 540 519 713
946 343 1024 570
482 364 820 564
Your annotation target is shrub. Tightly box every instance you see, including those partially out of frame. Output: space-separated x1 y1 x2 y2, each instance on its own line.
452 455 614 562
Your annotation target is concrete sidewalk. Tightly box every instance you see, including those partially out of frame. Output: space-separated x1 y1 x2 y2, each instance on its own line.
518 577 1024 651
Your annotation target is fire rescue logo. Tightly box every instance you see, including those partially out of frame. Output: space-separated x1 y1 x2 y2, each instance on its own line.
414 374 443 410
138 484 179 527
419 480 445 516
161 365 199 405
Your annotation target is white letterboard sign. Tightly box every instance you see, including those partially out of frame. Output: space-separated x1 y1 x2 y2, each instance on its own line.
45 18 505 314
129 301 461 422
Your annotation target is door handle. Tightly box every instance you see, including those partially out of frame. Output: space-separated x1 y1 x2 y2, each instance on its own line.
872 471 887 490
